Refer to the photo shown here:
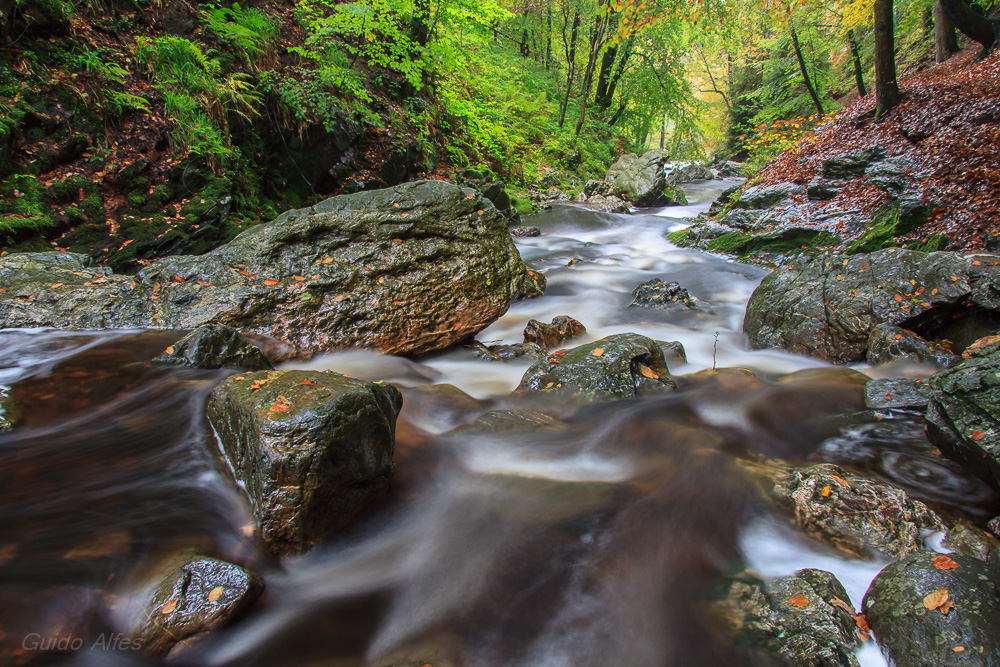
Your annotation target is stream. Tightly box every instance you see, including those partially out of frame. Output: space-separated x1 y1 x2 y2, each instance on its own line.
2 180 996 666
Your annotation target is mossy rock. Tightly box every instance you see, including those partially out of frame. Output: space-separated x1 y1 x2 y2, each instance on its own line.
0 174 56 243
846 202 930 255
707 228 841 262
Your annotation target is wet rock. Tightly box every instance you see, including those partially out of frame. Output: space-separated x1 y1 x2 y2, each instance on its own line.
657 340 687 365
523 315 586 349
115 552 264 657
511 226 541 237
720 569 861 667
470 341 547 362
584 179 608 196
867 323 961 368
863 551 1000 666
807 177 843 201
630 278 695 309
708 182 742 215
462 409 564 433
713 160 744 178
732 182 806 210
925 339 1000 491
865 156 914 194
516 332 676 401
0 384 21 430
516 267 546 300
583 193 631 213
942 521 999 561
821 147 886 179
720 208 764 230
865 378 933 411
0 180 531 356
664 161 713 184
207 369 401 554
604 150 679 207
771 463 944 558
152 324 273 371
744 249 1000 364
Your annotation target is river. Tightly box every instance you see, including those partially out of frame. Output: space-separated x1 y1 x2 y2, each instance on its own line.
1 180 995 666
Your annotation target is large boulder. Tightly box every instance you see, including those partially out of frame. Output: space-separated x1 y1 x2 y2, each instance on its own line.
720 569 862 667
744 249 1000 363
863 551 1000 666
516 333 676 401
111 552 264 657
604 150 679 207
0 181 531 356
926 339 1000 490
207 369 401 554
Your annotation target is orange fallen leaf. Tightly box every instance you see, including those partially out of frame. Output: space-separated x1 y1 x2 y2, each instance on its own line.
333 295 346 302
121 239 133 246
932 288 939 295
940 600 954 615
161 599 179 614
300 380 316 386
322 257 333 264
821 485 832 497
831 475 850 486
933 555 960 570
951 276 959 282
971 431 986 441
173 276 185 283
165 346 175 355
554 350 566 356
640 366 659 379
270 401 290 412
208 586 224 602
549 358 561 364
466 194 474 199
235 376 245 381
263 278 279 286
50 283 63 288
293 276 305 281
923 587 949 611
592 348 605 356
856 630 871 642
915 287 925 295
477 209 484 215
894 294 903 302
196 280 212 287
855 614 870 632
829 597 854 614
953 646 965 652
885 393 892 401
788 595 809 607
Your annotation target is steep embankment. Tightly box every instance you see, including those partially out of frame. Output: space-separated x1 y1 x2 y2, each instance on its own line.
676 49 1000 263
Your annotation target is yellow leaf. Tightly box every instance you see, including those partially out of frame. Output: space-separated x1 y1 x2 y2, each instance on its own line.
923 587 949 611
165 346 175 355
640 365 659 379
592 348 605 356
208 586 224 602
263 278 279 286
50 283 64 289
161 599 179 614
821 485 832 497
322 258 333 264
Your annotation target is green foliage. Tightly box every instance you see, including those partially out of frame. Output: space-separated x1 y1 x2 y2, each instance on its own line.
847 202 930 254
201 3 280 69
63 44 151 127
136 35 261 171
0 175 55 241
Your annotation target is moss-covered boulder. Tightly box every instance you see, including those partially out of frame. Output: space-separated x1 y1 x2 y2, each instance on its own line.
0 180 531 356
863 551 1000 666
720 569 862 667
207 369 401 554
744 249 1000 363
152 323 273 371
925 339 1000 491
112 552 264 657
516 333 676 401
604 150 681 207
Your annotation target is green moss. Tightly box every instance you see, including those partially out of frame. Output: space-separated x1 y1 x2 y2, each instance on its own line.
0 175 56 243
666 227 692 244
847 202 931 255
907 233 947 252
127 193 148 210
180 178 232 224
708 229 841 261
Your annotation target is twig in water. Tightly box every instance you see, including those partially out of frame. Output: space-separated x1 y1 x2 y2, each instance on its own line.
713 331 720 370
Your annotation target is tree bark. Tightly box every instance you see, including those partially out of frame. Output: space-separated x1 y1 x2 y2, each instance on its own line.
574 11 611 136
600 35 633 110
874 0 901 120
558 11 581 128
938 0 999 59
848 29 867 97
790 26 824 116
593 44 618 108
934 1 960 62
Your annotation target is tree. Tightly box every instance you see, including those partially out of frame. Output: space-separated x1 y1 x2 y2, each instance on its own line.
938 0 1000 60
789 24 824 115
934 0 960 62
873 0 899 119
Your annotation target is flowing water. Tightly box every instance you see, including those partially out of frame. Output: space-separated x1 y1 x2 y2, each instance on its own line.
1 181 996 667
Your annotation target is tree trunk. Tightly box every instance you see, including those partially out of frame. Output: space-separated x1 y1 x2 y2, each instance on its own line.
934 1 960 62
874 0 901 119
790 26 824 116
411 0 431 46
520 28 530 57
558 12 581 128
659 118 665 150
546 9 552 70
574 12 610 136
848 29 867 97
601 35 634 110
939 0 1000 59
593 44 618 108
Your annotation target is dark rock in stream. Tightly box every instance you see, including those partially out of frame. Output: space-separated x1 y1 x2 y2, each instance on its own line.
867 323 961 368
719 569 861 667
511 226 541 237
926 338 1000 491
744 249 1000 363
0 181 532 356
522 315 586 349
470 341 547 362
865 378 933 411
0 384 21 430
152 323 273 371
460 409 564 433
516 333 676 401
863 551 1000 666
114 552 264 657
207 370 401 554
629 278 695 309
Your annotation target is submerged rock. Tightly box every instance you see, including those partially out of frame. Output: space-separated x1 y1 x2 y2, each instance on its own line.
470 341 547 362
511 226 541 237
516 333 676 401
522 315 586 349
114 552 264 657
744 249 1000 363
771 463 944 558
0 180 531 356
630 278 695 309
926 339 1000 491
865 378 933 411
152 323 273 371
0 384 21 430
720 569 861 667
207 369 401 554
863 551 1000 666
867 323 960 368
460 409 564 433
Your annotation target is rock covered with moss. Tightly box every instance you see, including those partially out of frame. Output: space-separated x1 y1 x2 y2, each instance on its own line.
0 181 532 356
206 369 401 554
604 150 684 207
744 249 1000 363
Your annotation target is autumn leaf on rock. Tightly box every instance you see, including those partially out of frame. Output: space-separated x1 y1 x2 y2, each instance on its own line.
300 380 316 386
932 556 959 570
788 595 810 607
821 485 832 497
640 366 660 379
591 348 605 357
923 587 949 611
263 278 279 286
855 614 871 632
161 599 179 614
971 431 987 441
208 586 224 602
165 346 174 355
